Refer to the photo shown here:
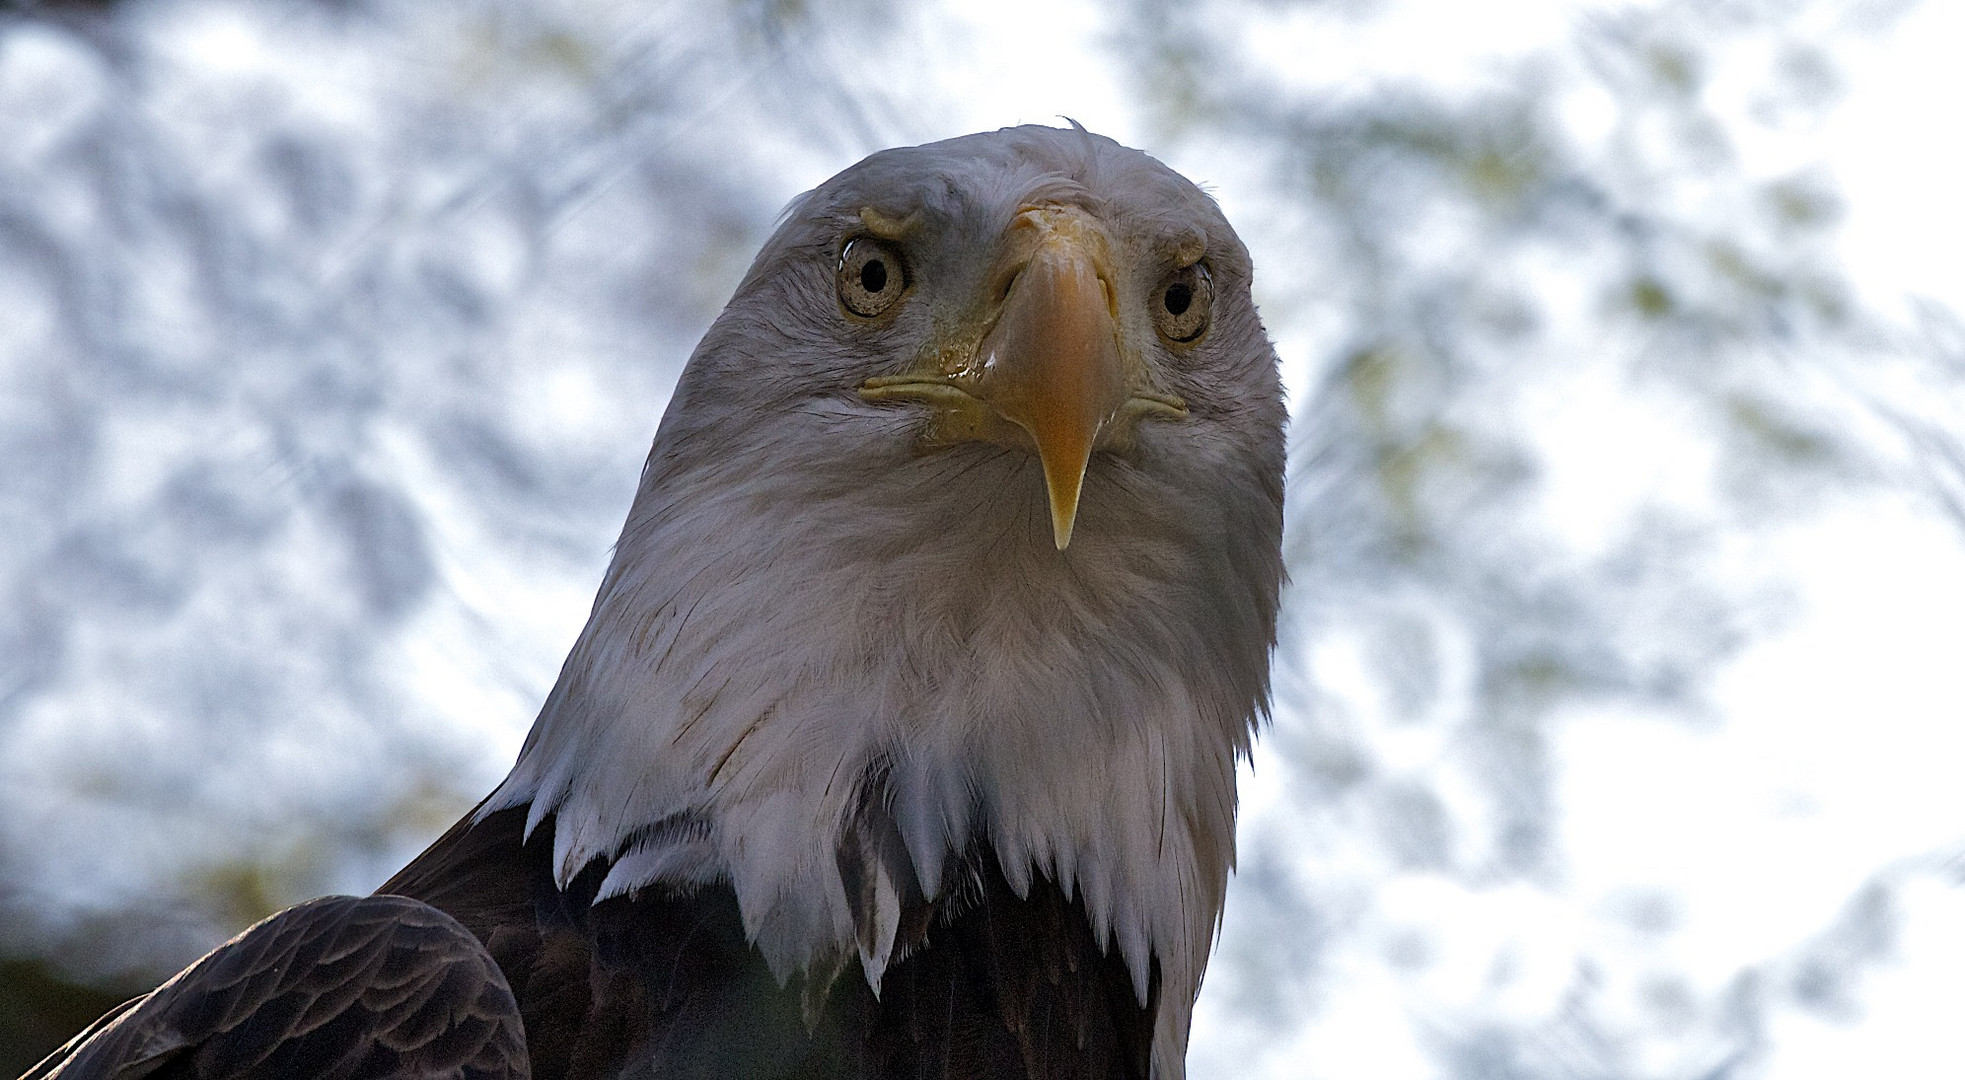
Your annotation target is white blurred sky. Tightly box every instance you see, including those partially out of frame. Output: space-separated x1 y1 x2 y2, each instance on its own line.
901 1 1965 1077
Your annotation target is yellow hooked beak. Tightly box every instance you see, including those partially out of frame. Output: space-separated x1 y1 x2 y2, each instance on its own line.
861 206 1185 549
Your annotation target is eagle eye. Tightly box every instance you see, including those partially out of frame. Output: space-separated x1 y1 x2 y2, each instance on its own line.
1153 262 1213 344
838 238 908 318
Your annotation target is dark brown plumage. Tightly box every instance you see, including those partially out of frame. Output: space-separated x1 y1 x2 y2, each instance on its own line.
23 896 525 1080
379 805 1156 1080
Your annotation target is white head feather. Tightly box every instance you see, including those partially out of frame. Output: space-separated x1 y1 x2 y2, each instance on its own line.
483 125 1286 1079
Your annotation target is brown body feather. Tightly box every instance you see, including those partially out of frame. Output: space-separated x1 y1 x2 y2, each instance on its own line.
380 804 1157 1080
28 806 1153 1079
23 895 526 1080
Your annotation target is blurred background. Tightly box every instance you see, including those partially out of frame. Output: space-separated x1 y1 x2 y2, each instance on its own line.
2 0 1962 1075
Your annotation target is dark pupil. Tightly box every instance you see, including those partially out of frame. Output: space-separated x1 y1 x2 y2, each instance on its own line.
860 258 888 294
1164 282 1192 316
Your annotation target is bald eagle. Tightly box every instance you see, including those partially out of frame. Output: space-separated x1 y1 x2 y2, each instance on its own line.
29 125 1285 1080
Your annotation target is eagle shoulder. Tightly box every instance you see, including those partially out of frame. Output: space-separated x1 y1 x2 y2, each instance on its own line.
23 894 526 1080
384 805 1156 1080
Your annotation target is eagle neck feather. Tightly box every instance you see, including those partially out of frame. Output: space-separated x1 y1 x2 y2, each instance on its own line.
485 396 1275 1080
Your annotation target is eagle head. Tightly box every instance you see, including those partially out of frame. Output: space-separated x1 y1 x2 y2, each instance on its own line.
487 124 1285 1078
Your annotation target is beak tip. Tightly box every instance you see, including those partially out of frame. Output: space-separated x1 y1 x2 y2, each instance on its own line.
1043 465 1085 552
